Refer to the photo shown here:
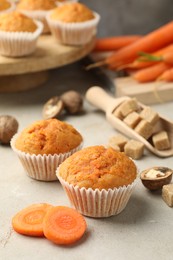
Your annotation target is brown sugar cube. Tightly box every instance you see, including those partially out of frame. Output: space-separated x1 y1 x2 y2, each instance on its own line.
113 106 124 120
135 119 153 139
162 184 173 207
152 131 170 150
108 143 120 151
109 134 128 151
119 98 139 117
123 112 141 128
124 140 144 160
140 107 159 125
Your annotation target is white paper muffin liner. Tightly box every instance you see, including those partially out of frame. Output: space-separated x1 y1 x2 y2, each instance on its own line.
18 8 58 34
0 20 43 57
0 1 16 14
10 134 83 181
46 11 100 45
57 172 137 218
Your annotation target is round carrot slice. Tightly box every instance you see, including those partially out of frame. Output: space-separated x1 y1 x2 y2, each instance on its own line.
43 206 87 245
12 203 53 237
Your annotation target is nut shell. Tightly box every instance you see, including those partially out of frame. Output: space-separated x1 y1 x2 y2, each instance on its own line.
0 115 18 144
61 90 83 114
140 166 173 190
42 96 64 119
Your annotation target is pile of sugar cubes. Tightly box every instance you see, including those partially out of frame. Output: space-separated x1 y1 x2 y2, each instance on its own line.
112 98 171 153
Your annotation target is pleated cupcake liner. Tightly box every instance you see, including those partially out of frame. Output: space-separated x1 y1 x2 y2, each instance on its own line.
0 20 43 57
57 173 137 218
11 134 83 181
46 11 100 45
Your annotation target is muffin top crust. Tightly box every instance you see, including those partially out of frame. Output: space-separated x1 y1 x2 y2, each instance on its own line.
15 118 83 155
58 145 137 190
50 3 95 23
17 0 57 11
0 0 11 11
0 12 37 32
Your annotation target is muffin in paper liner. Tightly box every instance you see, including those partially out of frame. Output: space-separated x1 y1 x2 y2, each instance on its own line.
0 20 43 57
46 11 100 45
18 9 54 34
10 134 83 181
57 172 137 218
0 1 16 14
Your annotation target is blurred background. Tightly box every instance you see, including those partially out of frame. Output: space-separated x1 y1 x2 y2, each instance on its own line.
81 0 173 36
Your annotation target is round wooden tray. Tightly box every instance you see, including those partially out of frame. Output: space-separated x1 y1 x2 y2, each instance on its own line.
0 35 95 92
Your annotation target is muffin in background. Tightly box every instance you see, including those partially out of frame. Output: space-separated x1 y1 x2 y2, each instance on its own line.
56 0 78 6
46 2 100 45
17 0 57 33
0 0 15 14
11 118 83 181
0 12 43 57
57 145 137 217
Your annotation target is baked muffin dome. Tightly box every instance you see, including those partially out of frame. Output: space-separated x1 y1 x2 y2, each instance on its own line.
17 0 57 11
15 118 83 155
0 12 37 32
58 145 137 190
50 2 95 23
0 0 11 11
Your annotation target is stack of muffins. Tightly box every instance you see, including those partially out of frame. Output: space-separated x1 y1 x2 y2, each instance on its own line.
0 1 100 57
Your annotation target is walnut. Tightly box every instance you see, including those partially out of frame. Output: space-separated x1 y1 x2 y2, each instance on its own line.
42 96 64 119
0 115 19 144
61 90 83 114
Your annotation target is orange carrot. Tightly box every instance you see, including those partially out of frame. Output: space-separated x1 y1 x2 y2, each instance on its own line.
43 206 87 245
87 21 173 70
139 51 173 65
158 68 173 81
12 203 53 237
133 62 173 82
123 44 173 69
93 35 141 52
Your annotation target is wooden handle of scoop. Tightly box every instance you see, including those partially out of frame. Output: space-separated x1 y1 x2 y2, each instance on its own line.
85 86 117 112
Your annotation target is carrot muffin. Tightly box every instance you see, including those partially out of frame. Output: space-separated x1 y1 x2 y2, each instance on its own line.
17 0 57 33
0 0 15 14
57 145 137 217
46 2 100 45
11 118 83 181
0 12 43 57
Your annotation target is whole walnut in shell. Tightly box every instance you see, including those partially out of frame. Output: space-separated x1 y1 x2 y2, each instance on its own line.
0 115 19 144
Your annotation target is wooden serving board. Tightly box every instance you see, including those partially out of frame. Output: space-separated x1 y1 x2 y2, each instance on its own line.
0 35 95 76
114 76 173 105
0 35 95 92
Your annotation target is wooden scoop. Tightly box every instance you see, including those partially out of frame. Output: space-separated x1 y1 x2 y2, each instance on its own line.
86 86 173 157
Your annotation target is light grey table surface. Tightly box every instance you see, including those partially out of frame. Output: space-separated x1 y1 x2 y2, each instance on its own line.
0 60 173 260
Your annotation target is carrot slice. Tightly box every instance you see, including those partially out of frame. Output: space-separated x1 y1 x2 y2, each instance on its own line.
43 206 87 245
12 203 53 237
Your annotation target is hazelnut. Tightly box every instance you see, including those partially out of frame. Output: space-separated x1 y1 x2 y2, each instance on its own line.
61 90 83 114
0 115 19 144
42 96 64 119
140 166 173 191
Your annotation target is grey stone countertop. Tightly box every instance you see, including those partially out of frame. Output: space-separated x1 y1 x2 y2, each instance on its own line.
1 60 173 260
